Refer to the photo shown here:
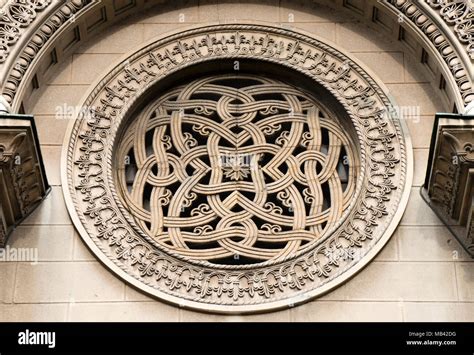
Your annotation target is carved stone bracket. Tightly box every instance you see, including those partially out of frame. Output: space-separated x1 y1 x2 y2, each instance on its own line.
0 114 50 247
0 95 10 113
422 114 474 257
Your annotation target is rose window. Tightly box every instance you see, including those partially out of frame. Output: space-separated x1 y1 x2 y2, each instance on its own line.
63 25 410 313
115 74 358 265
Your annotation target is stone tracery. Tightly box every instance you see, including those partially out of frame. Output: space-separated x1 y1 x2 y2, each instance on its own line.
63 25 411 313
116 74 358 264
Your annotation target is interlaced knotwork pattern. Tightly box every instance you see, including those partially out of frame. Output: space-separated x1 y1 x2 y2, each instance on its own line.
64 25 411 312
116 75 358 264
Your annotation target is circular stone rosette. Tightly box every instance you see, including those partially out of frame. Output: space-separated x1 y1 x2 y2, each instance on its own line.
62 24 412 314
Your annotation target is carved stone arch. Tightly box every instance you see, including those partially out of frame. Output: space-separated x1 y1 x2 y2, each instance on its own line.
61 24 413 313
0 0 472 114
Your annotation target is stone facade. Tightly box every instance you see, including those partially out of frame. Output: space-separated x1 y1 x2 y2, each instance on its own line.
0 0 473 321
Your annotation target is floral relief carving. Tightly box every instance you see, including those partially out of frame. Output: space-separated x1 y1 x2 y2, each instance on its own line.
389 0 474 106
0 0 471 115
427 0 474 59
64 25 410 312
2 0 87 104
0 0 52 63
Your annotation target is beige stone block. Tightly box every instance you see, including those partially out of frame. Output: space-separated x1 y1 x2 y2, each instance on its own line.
68 302 179 321
400 188 443 226
0 304 68 322
0 263 16 303
34 115 71 145
456 262 474 301
143 23 189 42
9 226 74 261
321 262 457 301
386 83 446 116
72 53 121 85
406 115 435 149
41 146 62 186
125 285 153 301
353 52 404 83
217 0 280 23
404 55 431 83
14 262 72 303
198 0 219 22
69 263 124 302
374 233 398 261
14 262 125 303
180 308 290 322
290 23 337 43
336 22 391 52
23 187 72 225
46 56 72 85
403 302 474 322
397 226 471 261
291 301 402 321
413 149 429 187
77 25 144 53
140 0 199 24
30 85 88 116
72 233 96 261
280 0 351 23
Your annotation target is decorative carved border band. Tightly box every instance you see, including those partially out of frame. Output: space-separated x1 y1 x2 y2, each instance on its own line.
62 24 412 313
387 0 474 106
0 0 52 63
1 0 88 104
427 0 474 60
